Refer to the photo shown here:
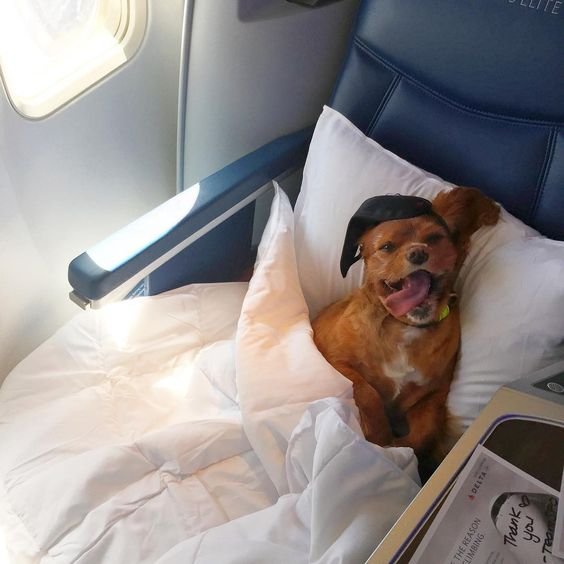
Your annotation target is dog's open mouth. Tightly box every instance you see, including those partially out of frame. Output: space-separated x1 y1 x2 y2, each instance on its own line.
382 270 434 318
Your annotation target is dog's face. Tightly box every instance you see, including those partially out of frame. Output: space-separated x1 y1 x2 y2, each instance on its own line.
360 215 457 326
358 187 500 326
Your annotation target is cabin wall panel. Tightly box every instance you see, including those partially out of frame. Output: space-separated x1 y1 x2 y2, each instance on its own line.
182 0 360 186
0 0 184 380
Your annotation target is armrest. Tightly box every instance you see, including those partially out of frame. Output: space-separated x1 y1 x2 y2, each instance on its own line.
68 127 312 307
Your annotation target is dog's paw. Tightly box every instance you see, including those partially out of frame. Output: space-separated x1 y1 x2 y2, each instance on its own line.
359 408 393 446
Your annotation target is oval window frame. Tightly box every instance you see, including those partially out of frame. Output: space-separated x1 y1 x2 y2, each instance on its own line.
0 0 148 119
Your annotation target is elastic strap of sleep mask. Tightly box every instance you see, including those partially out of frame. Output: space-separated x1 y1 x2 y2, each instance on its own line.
340 194 450 278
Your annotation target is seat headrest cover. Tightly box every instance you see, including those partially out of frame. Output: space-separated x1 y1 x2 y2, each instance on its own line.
340 194 441 277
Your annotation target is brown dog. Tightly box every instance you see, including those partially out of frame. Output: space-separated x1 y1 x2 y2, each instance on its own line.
312 187 499 458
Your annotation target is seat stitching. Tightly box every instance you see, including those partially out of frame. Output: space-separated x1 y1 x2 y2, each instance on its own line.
366 74 401 136
353 37 564 128
530 127 558 222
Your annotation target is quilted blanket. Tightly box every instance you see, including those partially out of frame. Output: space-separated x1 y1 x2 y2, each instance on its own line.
0 190 420 563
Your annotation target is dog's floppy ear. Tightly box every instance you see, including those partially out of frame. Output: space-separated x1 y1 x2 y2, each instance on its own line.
432 187 500 254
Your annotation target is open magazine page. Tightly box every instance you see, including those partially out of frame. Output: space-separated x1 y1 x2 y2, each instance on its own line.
554 470 564 559
411 445 562 564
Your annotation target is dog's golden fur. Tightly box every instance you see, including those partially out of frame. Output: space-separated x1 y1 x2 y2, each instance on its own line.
312 187 500 457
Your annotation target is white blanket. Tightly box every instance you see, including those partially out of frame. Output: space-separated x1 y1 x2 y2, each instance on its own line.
0 190 420 563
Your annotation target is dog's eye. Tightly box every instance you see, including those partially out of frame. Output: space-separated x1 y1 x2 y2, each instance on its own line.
425 233 445 245
379 241 396 253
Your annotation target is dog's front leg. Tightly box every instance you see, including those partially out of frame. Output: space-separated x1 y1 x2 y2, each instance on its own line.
391 388 449 455
334 362 393 445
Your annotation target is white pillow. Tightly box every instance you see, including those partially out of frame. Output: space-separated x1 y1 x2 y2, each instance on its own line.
294 105 564 430
452 237 564 427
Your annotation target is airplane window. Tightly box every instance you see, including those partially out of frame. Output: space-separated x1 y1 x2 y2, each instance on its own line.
0 0 147 119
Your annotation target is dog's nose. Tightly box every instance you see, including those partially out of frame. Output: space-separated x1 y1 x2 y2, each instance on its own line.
407 248 429 265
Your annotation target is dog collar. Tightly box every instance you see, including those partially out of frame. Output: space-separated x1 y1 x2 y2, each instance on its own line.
340 194 451 277
437 293 457 322
437 304 450 322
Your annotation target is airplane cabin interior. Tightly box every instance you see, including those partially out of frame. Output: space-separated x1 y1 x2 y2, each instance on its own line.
0 1 563 563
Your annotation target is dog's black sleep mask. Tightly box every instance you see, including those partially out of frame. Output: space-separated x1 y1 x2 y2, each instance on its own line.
340 194 449 277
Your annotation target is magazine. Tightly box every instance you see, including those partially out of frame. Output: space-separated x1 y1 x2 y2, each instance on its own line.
411 445 562 564
553 470 564 559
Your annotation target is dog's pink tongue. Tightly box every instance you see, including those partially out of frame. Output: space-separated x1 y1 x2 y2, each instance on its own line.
384 271 432 317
